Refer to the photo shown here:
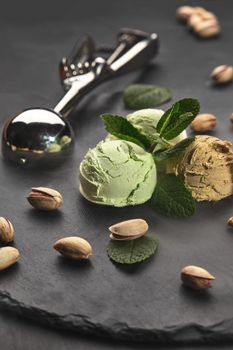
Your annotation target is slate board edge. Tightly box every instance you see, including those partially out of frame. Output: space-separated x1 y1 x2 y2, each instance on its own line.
0 290 233 343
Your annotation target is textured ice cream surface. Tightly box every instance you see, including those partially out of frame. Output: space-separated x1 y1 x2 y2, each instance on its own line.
175 135 233 201
126 108 165 141
106 109 187 145
79 140 156 207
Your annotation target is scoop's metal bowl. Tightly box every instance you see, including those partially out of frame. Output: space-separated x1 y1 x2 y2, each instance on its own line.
2 108 73 166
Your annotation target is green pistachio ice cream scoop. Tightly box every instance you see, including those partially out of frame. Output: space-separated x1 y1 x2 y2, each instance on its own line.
79 140 156 207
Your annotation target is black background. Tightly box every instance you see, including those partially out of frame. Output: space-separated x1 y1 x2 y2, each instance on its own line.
0 0 233 349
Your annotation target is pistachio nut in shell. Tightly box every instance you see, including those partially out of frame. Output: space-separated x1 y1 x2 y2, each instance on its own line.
211 65 233 85
227 216 233 226
188 14 203 29
194 19 220 38
27 187 63 210
181 265 215 290
53 237 92 260
190 113 217 132
176 6 195 21
0 247 20 270
0 217 14 243
109 218 148 241
193 7 217 21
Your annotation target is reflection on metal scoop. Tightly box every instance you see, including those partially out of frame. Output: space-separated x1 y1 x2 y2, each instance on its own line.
2 28 159 166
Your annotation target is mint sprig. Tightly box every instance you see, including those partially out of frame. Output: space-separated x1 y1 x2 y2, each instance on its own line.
101 114 151 149
123 84 172 110
151 174 196 218
154 137 195 162
157 98 200 140
107 235 158 264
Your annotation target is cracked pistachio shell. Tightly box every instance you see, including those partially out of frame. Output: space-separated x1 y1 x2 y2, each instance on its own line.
193 7 217 21
181 265 215 290
193 19 220 38
188 14 203 28
0 247 20 270
211 65 233 84
176 6 194 21
190 113 217 132
0 217 14 243
109 218 148 241
27 187 63 210
54 237 92 260
227 216 233 226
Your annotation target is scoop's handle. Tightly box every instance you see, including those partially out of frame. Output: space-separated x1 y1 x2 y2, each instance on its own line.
54 28 159 117
107 28 159 74
54 57 107 116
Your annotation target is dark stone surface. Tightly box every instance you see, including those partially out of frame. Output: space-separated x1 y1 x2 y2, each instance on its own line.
2 309 233 350
0 0 233 347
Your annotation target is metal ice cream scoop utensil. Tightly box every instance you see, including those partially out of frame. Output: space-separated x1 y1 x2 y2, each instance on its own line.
2 28 159 167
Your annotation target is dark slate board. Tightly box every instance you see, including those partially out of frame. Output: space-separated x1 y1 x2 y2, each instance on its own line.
0 0 233 343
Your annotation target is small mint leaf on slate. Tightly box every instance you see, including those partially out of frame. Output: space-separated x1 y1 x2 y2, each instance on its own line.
154 137 195 162
123 84 172 110
151 174 196 218
107 235 158 264
157 98 200 140
101 114 151 149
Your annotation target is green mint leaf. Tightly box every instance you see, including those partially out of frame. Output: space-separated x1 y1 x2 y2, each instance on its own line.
101 114 151 149
107 235 158 264
123 84 172 110
161 112 194 140
156 98 200 140
154 137 195 162
151 174 196 218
